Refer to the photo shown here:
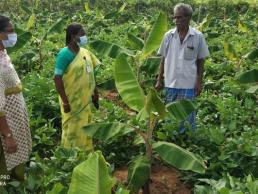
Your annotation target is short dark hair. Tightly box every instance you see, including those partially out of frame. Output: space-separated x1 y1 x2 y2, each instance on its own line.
0 15 10 32
66 24 83 45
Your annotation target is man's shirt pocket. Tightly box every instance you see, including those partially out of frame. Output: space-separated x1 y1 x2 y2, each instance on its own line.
184 37 198 60
184 44 197 60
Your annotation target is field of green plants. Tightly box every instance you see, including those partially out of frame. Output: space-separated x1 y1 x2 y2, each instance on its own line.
0 0 258 193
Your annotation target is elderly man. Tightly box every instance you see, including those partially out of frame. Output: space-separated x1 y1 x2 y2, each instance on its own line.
155 3 209 132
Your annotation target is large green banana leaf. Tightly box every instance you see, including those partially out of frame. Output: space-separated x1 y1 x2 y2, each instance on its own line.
141 12 167 59
42 15 68 40
68 151 115 194
90 39 134 58
137 88 166 121
236 69 258 93
126 33 144 50
140 57 161 75
82 122 134 142
166 99 196 122
153 141 206 174
127 155 151 193
236 69 258 84
244 48 258 60
115 54 145 112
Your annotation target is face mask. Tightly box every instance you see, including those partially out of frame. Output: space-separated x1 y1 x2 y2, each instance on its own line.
2 33 17 48
78 35 87 46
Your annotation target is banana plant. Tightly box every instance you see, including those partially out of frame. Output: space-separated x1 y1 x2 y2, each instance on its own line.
89 12 167 85
236 68 258 94
85 12 206 194
236 47 258 94
68 151 115 194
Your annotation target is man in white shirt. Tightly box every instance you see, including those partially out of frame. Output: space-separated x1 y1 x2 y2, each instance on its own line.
155 3 210 132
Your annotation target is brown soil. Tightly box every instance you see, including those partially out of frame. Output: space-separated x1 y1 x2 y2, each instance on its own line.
101 90 119 101
113 165 191 194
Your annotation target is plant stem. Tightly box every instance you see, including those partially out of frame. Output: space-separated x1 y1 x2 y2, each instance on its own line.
143 115 158 194
143 179 150 194
135 55 141 83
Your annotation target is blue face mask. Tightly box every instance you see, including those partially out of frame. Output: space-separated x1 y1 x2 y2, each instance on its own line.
2 33 17 48
78 35 88 46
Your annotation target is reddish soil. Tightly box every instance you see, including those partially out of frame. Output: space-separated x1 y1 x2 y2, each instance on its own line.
101 90 119 101
113 165 191 194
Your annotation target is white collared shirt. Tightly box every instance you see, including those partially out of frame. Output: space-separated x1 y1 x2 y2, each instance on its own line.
158 27 210 89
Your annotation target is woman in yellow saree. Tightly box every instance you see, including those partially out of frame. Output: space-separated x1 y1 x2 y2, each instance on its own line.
54 24 100 150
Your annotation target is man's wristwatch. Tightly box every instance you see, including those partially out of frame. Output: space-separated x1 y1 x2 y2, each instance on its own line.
2 133 12 139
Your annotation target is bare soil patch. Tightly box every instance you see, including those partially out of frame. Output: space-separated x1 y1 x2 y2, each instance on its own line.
113 164 191 194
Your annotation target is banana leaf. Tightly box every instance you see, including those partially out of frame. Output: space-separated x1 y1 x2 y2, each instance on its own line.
137 88 166 121
90 39 134 59
114 54 145 112
127 155 151 193
140 57 161 75
127 33 144 50
153 141 206 174
236 69 258 84
141 12 167 59
243 48 258 61
82 122 134 142
166 99 196 122
42 15 68 40
68 151 115 194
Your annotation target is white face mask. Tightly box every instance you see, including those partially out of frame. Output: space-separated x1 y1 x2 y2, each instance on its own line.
2 33 17 48
77 35 88 46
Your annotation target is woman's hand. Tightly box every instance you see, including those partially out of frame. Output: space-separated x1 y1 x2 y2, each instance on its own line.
4 136 17 154
63 103 71 113
92 89 99 109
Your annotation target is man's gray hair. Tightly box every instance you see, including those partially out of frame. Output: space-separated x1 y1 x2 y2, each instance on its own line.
174 3 193 18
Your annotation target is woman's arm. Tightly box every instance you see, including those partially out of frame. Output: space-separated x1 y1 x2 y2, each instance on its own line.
0 78 17 153
54 75 71 113
0 116 17 154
